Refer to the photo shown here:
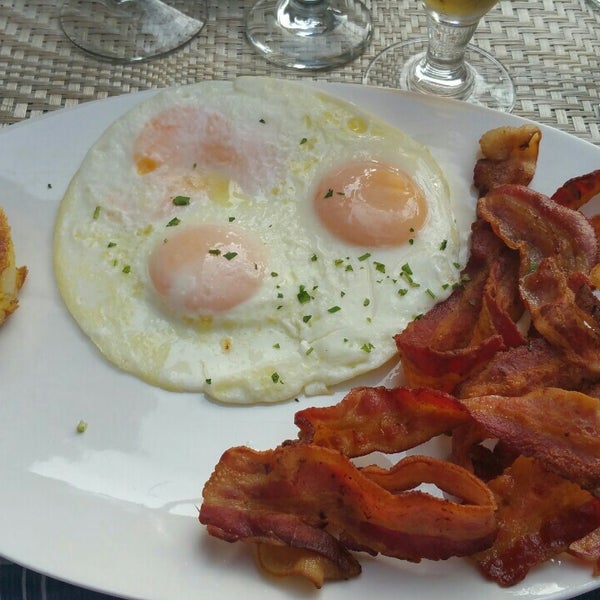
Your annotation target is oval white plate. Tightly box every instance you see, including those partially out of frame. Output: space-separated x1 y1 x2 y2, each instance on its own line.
1 81 599 600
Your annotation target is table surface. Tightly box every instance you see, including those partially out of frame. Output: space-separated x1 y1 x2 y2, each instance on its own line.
1 1 600 599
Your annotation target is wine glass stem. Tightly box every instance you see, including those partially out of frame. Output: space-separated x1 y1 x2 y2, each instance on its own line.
411 13 479 98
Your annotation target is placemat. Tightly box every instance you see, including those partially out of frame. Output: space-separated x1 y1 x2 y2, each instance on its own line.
1 1 600 144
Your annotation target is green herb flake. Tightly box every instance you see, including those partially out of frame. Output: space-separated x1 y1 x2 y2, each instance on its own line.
209 248 221 256
92 206 101 220
172 195 190 206
358 252 371 262
328 306 341 313
300 137 308 145
205 378 212 385
273 343 281 349
297 285 312 304
529 262 539 273
302 315 312 323
440 239 448 251
76 420 88 434
228 216 236 222
374 262 386 274
224 252 238 261
271 271 278 277
259 118 266 124
305 346 314 356
310 253 318 262
107 241 116 248
324 188 334 199
398 288 408 296
166 217 181 227
271 372 282 384
363 298 370 307
122 265 131 274
426 288 436 299
361 342 375 353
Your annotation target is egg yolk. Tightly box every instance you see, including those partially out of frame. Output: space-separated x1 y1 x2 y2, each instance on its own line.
314 160 428 247
148 224 266 315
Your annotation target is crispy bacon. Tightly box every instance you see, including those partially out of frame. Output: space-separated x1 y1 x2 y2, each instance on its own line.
459 388 600 494
200 445 498 572
292 386 471 457
456 337 589 399
478 184 597 276
478 185 600 374
395 220 524 392
472 456 600 587
551 169 600 210
255 542 361 588
473 125 541 196
569 527 600 575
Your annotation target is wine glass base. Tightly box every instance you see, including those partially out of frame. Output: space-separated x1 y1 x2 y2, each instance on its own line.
59 0 207 62
364 38 515 112
245 0 372 70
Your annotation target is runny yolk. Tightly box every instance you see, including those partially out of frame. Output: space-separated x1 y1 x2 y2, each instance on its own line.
148 224 266 315
314 160 428 247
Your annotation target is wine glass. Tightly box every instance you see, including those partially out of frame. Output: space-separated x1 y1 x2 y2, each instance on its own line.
59 0 207 62
363 0 514 112
245 0 373 70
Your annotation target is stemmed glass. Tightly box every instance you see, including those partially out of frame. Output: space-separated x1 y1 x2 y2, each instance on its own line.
59 0 207 62
363 0 514 112
245 0 373 70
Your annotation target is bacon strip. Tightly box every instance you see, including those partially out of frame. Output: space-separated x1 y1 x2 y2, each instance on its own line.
478 184 597 276
551 169 600 210
395 221 523 392
292 386 471 457
473 125 541 196
456 337 589 399
478 185 600 374
460 388 600 494
472 456 600 587
569 527 600 576
200 444 498 566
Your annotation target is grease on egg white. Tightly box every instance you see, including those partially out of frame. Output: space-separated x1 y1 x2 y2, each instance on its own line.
54 78 470 404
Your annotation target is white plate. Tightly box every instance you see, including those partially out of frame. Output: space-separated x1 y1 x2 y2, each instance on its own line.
1 81 599 600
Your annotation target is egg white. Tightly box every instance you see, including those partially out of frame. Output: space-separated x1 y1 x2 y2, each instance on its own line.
54 78 468 404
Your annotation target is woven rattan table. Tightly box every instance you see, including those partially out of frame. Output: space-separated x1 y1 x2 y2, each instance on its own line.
1 1 600 599
1 1 600 143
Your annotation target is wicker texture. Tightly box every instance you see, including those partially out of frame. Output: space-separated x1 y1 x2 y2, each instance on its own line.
0 1 599 143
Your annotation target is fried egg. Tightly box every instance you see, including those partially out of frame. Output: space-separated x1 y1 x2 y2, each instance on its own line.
54 78 464 404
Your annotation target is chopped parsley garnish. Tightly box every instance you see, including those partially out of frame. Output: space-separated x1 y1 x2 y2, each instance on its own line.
310 253 318 262
107 241 116 248
209 248 221 256
271 372 282 384
122 265 131 274
300 137 308 145
363 298 370 307
93 206 101 220
205 378 212 384
76 420 87 434
228 216 236 222
303 315 312 323
166 217 181 227
374 262 386 274
324 188 334 198
328 306 341 313
361 342 375 353
426 288 436 299
172 195 190 206
358 252 371 262
259 118 266 124
223 252 238 260
440 239 448 250
297 285 312 304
